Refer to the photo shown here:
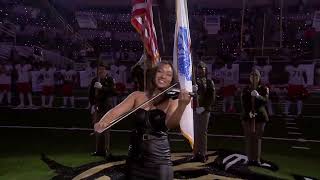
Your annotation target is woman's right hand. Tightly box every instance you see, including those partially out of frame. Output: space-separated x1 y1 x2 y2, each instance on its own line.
94 121 108 133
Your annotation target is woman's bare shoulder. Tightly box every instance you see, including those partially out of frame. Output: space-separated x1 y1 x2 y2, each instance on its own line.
129 91 146 99
129 91 148 107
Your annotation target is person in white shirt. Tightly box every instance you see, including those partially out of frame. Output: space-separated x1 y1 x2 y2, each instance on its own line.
221 62 238 113
118 65 127 85
110 64 119 83
85 62 97 109
16 61 33 108
61 65 77 108
284 60 308 116
0 62 12 105
40 63 56 107
212 61 224 87
86 63 97 83
54 66 64 92
116 65 127 97
253 60 273 115
110 63 121 105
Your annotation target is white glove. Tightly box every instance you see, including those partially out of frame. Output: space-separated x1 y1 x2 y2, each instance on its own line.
192 85 198 92
94 82 103 89
249 111 257 118
196 107 205 114
90 105 96 114
251 90 260 97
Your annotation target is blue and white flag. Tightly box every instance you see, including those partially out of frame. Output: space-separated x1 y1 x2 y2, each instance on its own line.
173 0 194 148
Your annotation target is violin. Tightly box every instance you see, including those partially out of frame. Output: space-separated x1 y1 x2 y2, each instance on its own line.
165 88 196 100
96 83 194 133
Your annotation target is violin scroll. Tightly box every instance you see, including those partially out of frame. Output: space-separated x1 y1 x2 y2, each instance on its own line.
165 88 195 100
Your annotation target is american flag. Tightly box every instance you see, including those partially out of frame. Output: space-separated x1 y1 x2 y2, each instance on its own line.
131 0 160 65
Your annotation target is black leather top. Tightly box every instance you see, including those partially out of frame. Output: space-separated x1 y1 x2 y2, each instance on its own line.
133 108 168 133
127 108 171 165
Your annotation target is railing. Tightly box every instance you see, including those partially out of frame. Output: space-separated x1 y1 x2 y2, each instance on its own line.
0 22 16 44
46 2 92 50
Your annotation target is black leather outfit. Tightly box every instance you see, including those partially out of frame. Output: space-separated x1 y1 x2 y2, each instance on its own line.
126 108 173 180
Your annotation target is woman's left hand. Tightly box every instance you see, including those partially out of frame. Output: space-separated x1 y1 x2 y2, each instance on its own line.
94 121 108 133
178 89 192 106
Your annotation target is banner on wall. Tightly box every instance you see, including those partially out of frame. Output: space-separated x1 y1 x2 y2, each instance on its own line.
312 11 320 32
74 63 88 71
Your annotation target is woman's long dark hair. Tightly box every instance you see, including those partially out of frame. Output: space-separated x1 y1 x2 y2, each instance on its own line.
146 61 179 97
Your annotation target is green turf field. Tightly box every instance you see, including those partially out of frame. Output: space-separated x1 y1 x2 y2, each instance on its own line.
1 128 319 180
0 102 320 179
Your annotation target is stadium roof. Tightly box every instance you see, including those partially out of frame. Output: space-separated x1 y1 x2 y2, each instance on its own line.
51 0 320 9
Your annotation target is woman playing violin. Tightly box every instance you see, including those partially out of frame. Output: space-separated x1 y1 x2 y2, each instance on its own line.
95 61 192 179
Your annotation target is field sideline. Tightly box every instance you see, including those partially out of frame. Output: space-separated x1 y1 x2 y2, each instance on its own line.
0 107 320 179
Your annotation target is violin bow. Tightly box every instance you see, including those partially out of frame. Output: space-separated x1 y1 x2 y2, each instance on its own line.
251 70 257 133
95 82 179 133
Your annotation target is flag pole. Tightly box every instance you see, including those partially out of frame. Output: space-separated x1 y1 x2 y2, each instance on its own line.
96 52 101 90
280 0 283 48
240 0 246 49
192 62 198 109
262 13 266 56
144 49 147 92
142 12 148 92
154 2 166 53
93 54 101 132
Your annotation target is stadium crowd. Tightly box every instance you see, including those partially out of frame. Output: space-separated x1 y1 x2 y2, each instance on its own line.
0 0 320 118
